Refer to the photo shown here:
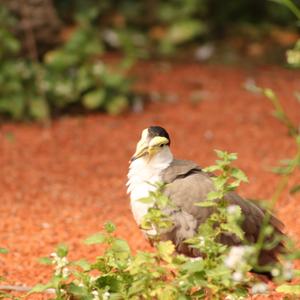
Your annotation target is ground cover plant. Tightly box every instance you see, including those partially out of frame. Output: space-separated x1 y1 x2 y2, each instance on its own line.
24 146 299 299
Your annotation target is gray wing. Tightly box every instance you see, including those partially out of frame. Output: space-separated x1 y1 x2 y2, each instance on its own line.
159 159 284 264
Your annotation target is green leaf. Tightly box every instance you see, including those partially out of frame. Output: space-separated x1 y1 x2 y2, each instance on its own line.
112 238 131 254
206 191 222 201
157 241 175 262
203 165 220 172
56 244 68 257
213 176 227 190
270 0 300 19
106 95 128 115
84 233 106 245
272 110 285 121
29 98 50 120
138 197 154 204
104 221 116 233
157 194 170 207
82 89 106 110
28 283 52 295
96 275 119 292
220 223 244 240
228 152 238 161
0 96 25 119
73 259 91 271
206 265 231 278
103 73 124 88
38 257 52 265
67 283 88 297
0 248 8 254
227 181 240 190
290 184 300 194
231 168 248 182
167 20 205 45
276 284 300 295
272 165 292 175
263 88 276 100
195 201 217 207
214 149 226 159
293 269 300 277
181 259 204 273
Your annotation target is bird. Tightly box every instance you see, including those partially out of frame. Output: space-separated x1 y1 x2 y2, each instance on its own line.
126 126 284 275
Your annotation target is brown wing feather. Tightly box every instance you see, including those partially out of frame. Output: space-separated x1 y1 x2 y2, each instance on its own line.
160 159 285 266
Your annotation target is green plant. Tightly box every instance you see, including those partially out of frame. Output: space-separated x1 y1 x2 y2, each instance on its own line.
244 81 300 298
243 3 300 294
271 0 300 67
57 0 298 57
28 150 299 299
44 13 134 116
0 5 135 121
55 0 207 58
1 0 300 121
0 248 17 300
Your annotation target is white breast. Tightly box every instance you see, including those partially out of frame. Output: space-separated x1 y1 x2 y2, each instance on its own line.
127 147 173 226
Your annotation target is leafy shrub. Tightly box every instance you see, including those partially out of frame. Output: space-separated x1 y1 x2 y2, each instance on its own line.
55 0 299 58
55 0 207 57
1 0 299 121
0 6 134 121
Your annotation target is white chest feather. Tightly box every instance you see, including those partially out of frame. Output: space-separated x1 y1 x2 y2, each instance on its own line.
127 147 173 225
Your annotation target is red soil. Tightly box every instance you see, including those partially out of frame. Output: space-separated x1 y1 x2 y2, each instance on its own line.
1 62 300 299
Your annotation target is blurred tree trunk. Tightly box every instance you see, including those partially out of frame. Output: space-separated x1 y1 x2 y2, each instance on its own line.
0 0 62 58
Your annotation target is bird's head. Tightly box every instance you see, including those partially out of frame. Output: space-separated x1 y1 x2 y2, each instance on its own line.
131 126 171 162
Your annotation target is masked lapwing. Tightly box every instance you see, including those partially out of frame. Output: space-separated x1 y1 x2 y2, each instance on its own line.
127 126 284 274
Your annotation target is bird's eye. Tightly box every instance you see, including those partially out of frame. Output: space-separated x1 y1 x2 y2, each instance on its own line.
160 144 164 148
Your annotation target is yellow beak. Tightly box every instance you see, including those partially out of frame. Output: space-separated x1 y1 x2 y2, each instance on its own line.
131 136 169 162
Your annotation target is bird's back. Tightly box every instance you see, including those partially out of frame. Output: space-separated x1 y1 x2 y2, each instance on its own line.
160 159 285 269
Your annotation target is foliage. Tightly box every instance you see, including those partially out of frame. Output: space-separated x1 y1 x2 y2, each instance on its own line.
27 151 300 300
272 0 300 67
0 248 17 300
243 83 300 295
256 83 300 298
271 0 300 19
245 83 300 194
243 1 300 294
55 0 207 57
0 5 134 121
1 0 299 121
287 39 300 67
0 248 8 254
245 0 300 197
56 0 299 50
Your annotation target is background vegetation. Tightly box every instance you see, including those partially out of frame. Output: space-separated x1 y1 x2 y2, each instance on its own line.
0 0 299 121
0 1 300 299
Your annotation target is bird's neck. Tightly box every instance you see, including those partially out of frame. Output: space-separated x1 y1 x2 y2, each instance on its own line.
127 147 173 195
127 147 173 224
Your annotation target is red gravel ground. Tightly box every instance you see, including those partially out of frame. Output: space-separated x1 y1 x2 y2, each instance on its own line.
1 63 300 299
